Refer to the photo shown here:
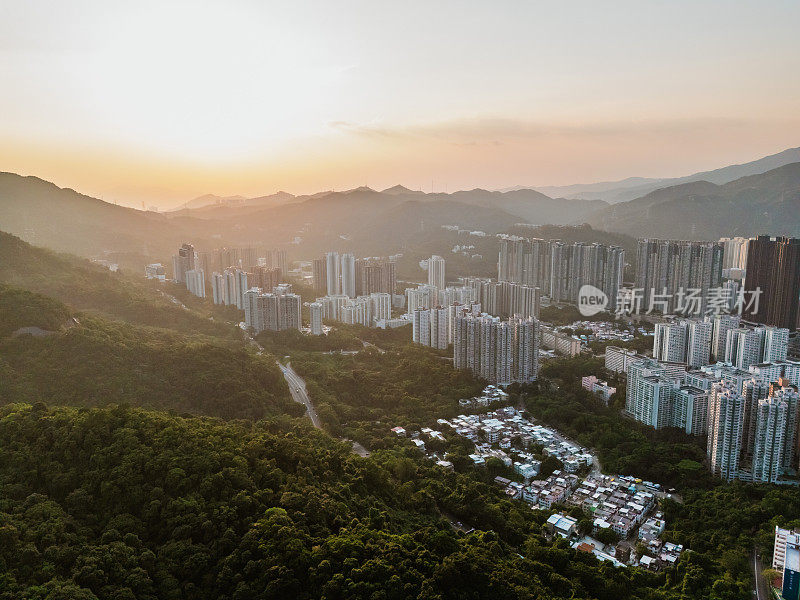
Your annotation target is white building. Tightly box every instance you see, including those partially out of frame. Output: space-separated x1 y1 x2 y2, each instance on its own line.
341 253 356 298
185 268 205 298
653 321 688 363
452 311 539 385
707 382 744 482
370 292 392 323
412 308 431 346
406 285 437 314
309 302 323 335
428 255 446 290
325 252 340 296
605 346 645 374
145 263 166 281
711 314 740 361
244 287 301 334
687 320 713 367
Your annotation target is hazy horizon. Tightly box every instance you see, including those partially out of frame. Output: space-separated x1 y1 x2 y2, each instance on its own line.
3 1 800 208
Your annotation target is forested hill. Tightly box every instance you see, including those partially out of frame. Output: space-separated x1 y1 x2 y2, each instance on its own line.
0 231 240 339
0 285 295 419
0 403 672 600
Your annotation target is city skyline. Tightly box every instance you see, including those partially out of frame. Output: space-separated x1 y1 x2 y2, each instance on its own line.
3 1 800 207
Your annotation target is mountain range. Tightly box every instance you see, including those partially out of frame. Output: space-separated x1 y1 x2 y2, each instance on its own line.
1 147 799 270
587 161 800 239
531 146 800 203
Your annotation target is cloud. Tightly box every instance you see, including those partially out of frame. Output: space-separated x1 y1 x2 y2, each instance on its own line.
328 115 793 146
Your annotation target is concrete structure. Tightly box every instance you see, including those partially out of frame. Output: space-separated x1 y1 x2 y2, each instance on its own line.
427 255 446 290
635 239 723 315
707 382 744 482
453 311 539 385
309 302 323 335
145 263 166 281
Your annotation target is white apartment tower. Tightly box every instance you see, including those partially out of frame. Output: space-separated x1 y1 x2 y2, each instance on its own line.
687 320 713 367
752 395 789 483
412 308 431 346
185 269 205 298
653 322 688 363
712 314 740 361
309 302 323 335
340 253 356 298
428 255 446 290
326 252 341 296
429 306 450 350
707 382 745 482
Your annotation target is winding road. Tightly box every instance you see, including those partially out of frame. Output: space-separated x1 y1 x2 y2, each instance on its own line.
278 361 321 428
277 360 370 458
752 547 768 600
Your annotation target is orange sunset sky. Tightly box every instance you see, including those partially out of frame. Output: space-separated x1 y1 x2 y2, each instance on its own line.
2 1 799 208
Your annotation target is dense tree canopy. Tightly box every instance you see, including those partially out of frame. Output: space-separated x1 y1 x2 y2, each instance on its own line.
0 297 296 420
0 404 680 600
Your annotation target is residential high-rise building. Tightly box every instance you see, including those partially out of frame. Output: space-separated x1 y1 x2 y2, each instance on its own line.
412 308 431 346
243 287 301 334
370 292 392 323
707 382 744 482
340 253 356 298
428 255 446 289
725 328 766 370
312 258 327 293
673 386 709 435
233 269 248 310
752 395 789 483
211 272 225 305
635 239 723 314
497 237 551 293
626 360 674 429
687 320 713 367
742 378 771 460
248 266 281 291
749 361 800 388
429 306 449 350
743 235 800 330
326 252 340 296
545 240 624 307
172 243 196 283
774 526 800 572
452 312 539 385
406 285 437 314
764 327 791 362
309 302 323 335
719 237 750 271
185 269 205 298
653 322 689 363
356 258 397 296
260 249 288 276
712 314 740 361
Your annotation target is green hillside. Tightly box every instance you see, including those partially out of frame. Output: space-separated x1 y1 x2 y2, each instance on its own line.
0 231 239 340
0 286 294 420
0 403 673 600
589 162 800 239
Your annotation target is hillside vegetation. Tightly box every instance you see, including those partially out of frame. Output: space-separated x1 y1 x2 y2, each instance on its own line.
0 231 239 340
0 286 295 420
0 403 682 600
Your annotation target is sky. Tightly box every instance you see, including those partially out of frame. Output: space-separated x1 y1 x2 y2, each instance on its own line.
1 0 799 208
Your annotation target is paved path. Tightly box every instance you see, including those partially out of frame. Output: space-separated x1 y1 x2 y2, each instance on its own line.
277 361 370 457
278 361 322 429
752 547 768 600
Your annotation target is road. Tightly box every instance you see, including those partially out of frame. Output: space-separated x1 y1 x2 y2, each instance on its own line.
277 361 370 458
278 361 322 429
752 547 768 600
